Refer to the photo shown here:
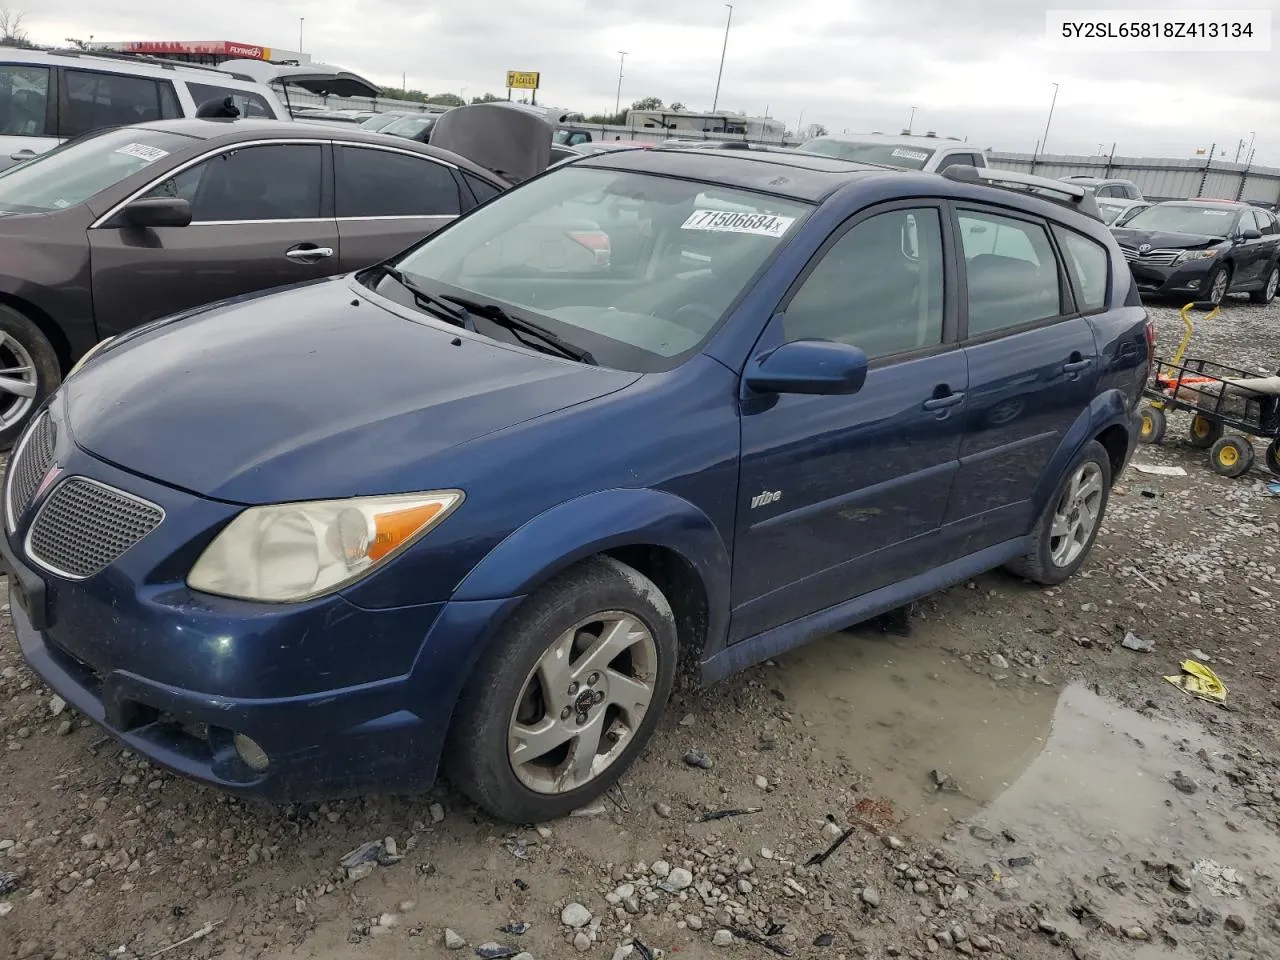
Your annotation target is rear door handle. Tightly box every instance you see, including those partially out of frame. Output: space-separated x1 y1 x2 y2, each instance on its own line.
922 392 965 411
1063 358 1093 373
285 245 334 263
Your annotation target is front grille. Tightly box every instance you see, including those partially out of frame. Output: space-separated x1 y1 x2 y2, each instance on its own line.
27 477 163 579
5 411 55 528
1120 248 1181 267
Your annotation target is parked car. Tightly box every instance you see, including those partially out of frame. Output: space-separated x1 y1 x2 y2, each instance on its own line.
379 112 443 143
1097 198 1150 226
360 111 416 133
0 46 288 171
0 115 512 446
788 133 988 172
1112 199 1280 305
1059 176 1144 201
0 152 1149 823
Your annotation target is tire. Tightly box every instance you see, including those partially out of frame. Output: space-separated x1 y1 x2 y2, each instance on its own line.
1204 264 1230 306
1187 413 1223 449
1209 435 1254 478
446 556 679 823
1005 439 1112 586
0 304 60 451
1138 404 1166 444
1250 264 1280 305
1265 440 1280 476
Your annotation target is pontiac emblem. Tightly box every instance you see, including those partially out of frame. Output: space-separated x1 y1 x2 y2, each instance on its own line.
1138 243 1152 254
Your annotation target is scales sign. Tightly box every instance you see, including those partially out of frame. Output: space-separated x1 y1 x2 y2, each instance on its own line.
506 71 540 90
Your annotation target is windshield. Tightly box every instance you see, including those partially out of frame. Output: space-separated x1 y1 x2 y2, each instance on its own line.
383 115 437 138
361 113 404 131
379 166 811 372
0 127 196 214
794 138 935 169
1121 204 1238 237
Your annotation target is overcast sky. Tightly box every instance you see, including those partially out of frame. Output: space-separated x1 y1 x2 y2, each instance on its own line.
18 0 1280 165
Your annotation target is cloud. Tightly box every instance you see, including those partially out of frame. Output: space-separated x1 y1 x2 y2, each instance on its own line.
17 0 1280 165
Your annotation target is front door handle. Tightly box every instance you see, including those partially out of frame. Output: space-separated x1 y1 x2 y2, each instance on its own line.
1063 358 1093 375
285 244 334 263
922 391 965 411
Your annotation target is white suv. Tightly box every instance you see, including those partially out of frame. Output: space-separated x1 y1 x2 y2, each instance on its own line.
0 46 289 171
788 133 988 173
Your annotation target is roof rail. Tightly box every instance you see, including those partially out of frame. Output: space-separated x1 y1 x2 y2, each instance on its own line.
942 164 1103 220
44 47 251 77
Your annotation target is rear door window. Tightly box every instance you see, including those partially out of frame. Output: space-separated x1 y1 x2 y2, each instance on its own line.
0 64 51 136
185 82 277 119
335 145 460 218
61 69 174 139
958 209 1064 336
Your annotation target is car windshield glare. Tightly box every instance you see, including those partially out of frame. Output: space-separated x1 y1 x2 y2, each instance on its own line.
795 138 934 169
1123 204 1237 237
387 166 811 371
0 127 195 214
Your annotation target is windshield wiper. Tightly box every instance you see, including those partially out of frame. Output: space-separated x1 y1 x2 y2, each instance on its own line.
375 265 470 328
440 294 596 365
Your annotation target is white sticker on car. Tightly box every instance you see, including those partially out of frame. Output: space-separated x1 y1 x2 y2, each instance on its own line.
1202 209 1231 216
681 209 796 238
115 143 170 163
891 148 930 161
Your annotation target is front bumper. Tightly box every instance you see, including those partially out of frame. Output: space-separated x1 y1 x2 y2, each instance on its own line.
2 427 520 802
1126 256 1217 297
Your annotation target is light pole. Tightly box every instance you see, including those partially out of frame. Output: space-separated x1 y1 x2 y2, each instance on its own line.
712 4 733 113
614 51 627 117
907 106 916 132
298 17 304 55
1247 130 1257 161
1040 82 1059 157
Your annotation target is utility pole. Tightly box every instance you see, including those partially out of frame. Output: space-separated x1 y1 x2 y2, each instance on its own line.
712 4 733 113
298 17 304 55
1197 142 1215 197
907 106 916 133
614 51 627 118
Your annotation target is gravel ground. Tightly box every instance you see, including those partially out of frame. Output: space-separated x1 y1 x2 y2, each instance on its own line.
4 292 1280 960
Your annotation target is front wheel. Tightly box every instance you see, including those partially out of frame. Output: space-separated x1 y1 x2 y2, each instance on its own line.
0 304 61 450
446 556 678 823
1209 435 1255 478
1250 264 1280 305
1205 264 1231 306
1138 404 1166 444
1005 440 1112 586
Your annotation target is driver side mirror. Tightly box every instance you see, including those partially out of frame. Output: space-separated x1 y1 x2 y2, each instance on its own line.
1239 228 1263 241
745 339 868 396
121 197 192 229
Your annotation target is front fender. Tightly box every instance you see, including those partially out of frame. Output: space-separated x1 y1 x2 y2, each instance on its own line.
1031 388 1134 514
451 485 732 642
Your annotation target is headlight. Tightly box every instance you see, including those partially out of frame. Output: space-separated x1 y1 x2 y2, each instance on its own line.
1174 249 1219 264
187 490 463 602
67 336 117 378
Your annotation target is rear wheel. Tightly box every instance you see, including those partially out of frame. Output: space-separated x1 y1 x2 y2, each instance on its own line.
1265 440 1280 476
0 304 60 450
1209 435 1254 478
1138 404 1166 444
1188 413 1223 449
1250 264 1280 304
1006 439 1112 586
446 556 678 823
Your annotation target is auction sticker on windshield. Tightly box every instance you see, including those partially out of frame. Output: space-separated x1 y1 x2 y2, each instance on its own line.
682 210 796 237
114 143 170 163
892 148 930 162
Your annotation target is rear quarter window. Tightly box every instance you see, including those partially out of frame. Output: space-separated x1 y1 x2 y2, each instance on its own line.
1051 225 1110 312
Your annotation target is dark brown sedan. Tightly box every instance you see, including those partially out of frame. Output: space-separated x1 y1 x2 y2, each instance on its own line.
0 117 509 446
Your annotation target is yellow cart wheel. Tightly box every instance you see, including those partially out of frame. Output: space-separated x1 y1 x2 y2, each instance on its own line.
1209 435 1255 478
1188 413 1223 449
1265 440 1280 476
1139 404 1166 444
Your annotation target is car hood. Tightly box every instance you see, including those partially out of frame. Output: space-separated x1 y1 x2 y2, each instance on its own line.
1111 228 1224 251
63 277 640 504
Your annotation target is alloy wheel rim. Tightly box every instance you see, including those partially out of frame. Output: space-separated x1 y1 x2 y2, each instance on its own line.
1211 271 1228 303
1268 269 1279 301
0 332 37 431
1049 462 1104 568
507 612 658 795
